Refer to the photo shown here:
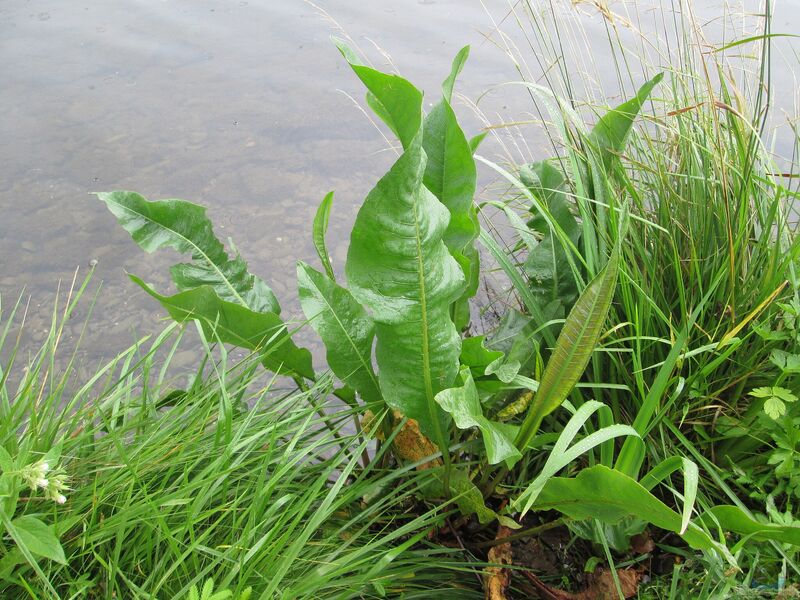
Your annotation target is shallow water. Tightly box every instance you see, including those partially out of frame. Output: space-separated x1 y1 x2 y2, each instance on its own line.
1 0 797 370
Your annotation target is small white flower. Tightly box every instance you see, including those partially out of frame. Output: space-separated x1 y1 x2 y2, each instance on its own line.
36 478 49 489
40 462 50 473
55 494 67 505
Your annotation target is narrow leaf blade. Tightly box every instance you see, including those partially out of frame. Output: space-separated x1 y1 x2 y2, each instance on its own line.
313 192 336 281
517 246 620 448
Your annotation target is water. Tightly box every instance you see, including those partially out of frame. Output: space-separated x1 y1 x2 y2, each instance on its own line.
1 0 797 369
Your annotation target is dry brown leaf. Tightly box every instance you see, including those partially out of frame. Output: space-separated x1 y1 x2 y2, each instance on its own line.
390 411 441 470
525 567 640 600
630 531 655 555
484 525 514 600
777 584 800 599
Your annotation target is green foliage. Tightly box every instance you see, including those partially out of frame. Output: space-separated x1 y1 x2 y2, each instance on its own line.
96 191 280 314
750 386 798 420
586 73 664 169
88 28 800 597
297 262 380 404
491 0 800 584
132 275 313 379
434 367 520 466
0 289 483 598
344 129 464 447
184 579 252 600
515 242 621 450
312 191 336 281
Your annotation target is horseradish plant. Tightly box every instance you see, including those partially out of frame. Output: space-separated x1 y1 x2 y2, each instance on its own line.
98 42 800 560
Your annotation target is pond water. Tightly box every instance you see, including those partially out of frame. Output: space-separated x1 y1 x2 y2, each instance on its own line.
1 0 798 371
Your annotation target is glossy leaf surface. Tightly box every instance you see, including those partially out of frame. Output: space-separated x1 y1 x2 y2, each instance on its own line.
333 38 422 149
297 262 380 403
97 191 280 314
435 367 521 466
340 49 466 445
131 276 313 379
345 132 465 445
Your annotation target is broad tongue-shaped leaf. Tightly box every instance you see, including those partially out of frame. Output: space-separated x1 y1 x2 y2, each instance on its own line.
422 46 479 254
131 276 313 379
534 464 800 561
97 191 280 314
336 41 466 445
97 190 316 378
532 465 731 559
345 129 465 446
334 40 481 330
333 38 422 150
520 160 582 315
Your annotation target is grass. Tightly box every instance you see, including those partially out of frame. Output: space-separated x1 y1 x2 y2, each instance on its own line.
0 281 487 599
473 0 800 592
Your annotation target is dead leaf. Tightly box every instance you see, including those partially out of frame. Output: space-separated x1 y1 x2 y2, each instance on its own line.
777 584 800 599
390 411 441 470
525 567 640 599
484 525 514 600
630 531 655 555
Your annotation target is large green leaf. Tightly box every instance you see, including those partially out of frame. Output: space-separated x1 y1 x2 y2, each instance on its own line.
700 505 800 546
422 46 478 254
516 245 620 450
333 38 422 150
97 191 280 314
422 47 481 330
131 276 313 379
515 401 639 515
587 73 663 168
297 262 380 403
460 335 504 374
521 159 582 314
534 466 727 558
535 465 800 560
345 131 465 447
339 48 466 446
336 42 479 331
435 367 521 466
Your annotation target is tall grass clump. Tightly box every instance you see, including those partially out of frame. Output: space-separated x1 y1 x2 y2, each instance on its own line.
477 0 800 590
0 282 484 599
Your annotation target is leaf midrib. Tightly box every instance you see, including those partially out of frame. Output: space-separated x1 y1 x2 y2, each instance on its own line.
116 199 247 307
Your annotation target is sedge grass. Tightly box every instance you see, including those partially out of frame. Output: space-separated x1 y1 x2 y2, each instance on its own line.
0 281 486 599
